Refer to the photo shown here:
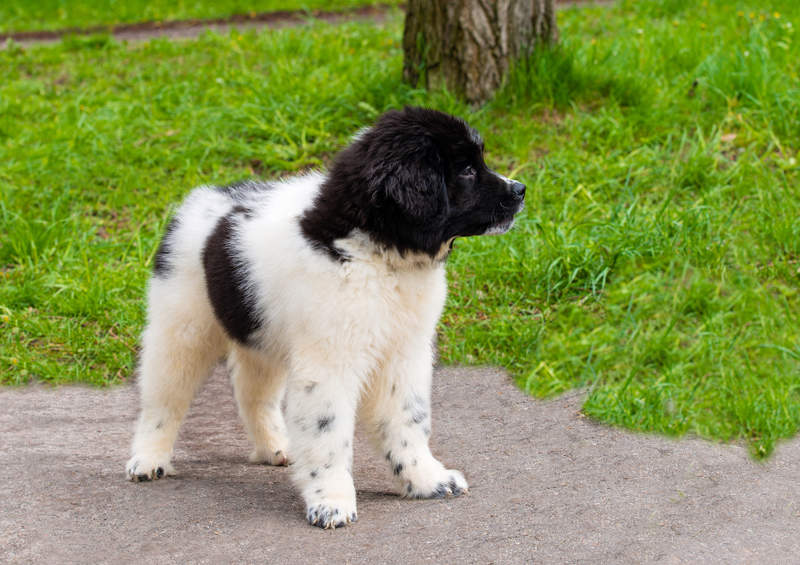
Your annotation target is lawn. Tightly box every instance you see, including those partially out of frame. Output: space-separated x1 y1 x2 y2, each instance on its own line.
1 0 798 457
0 0 399 34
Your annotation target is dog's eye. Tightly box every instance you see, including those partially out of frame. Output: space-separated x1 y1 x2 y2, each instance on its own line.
459 166 476 178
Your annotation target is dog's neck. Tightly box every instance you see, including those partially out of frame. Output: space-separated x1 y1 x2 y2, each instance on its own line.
333 230 451 271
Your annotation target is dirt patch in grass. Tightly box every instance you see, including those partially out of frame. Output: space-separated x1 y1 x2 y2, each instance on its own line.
0 3 396 44
0 1 611 47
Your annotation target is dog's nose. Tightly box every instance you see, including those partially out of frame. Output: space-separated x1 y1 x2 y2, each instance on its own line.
511 181 526 199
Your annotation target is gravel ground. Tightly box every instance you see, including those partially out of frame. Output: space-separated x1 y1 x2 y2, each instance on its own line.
2 365 799 564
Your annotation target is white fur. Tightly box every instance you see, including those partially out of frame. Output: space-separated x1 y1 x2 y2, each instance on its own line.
126 173 468 528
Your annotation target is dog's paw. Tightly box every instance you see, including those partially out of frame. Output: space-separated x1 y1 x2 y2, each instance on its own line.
306 499 358 530
299 468 357 529
249 448 289 466
126 454 174 482
403 468 469 499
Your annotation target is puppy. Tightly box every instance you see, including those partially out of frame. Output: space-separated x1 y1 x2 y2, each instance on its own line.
126 107 525 529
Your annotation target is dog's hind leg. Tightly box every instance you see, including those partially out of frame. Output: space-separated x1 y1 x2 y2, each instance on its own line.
126 277 225 481
229 345 289 466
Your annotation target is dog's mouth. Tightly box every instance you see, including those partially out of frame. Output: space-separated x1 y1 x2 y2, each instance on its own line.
484 218 516 235
483 201 524 236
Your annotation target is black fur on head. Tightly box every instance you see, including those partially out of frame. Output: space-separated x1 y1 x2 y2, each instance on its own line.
301 106 525 261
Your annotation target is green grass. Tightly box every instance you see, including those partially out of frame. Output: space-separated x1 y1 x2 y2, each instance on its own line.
1 0 798 458
0 0 400 34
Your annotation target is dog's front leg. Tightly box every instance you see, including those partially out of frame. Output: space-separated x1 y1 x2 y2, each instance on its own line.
363 338 468 499
285 367 361 529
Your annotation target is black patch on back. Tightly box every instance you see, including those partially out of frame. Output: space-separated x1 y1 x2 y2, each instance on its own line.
202 208 261 344
153 215 180 278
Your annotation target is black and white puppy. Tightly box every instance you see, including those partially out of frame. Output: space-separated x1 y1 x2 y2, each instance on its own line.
126 107 525 529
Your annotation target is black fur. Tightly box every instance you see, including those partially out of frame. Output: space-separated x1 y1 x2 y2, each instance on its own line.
404 394 428 425
216 179 274 202
317 415 335 432
300 106 524 260
202 207 261 344
153 215 180 278
155 181 270 279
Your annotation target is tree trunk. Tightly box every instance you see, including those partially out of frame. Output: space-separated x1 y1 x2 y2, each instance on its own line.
403 0 558 105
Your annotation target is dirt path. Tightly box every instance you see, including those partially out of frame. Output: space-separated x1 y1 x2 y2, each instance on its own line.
0 4 396 46
2 365 799 563
1 1 611 48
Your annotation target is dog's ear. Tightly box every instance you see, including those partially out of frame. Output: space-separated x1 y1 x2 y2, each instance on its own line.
368 135 448 221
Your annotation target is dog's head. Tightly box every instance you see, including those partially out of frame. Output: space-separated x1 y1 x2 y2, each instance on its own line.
303 107 525 260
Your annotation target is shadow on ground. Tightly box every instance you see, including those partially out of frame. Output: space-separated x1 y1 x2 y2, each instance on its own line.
1 367 799 563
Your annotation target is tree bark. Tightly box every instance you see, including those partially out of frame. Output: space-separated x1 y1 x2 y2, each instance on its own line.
403 0 558 105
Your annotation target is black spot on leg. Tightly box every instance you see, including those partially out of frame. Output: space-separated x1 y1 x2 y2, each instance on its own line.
317 415 335 432
410 409 428 425
385 451 392 462
310 470 318 478
155 420 164 430
391 384 396 396
315 488 323 495
423 426 431 437
343 439 350 448
305 382 317 394
403 394 429 425
401 439 408 448
156 467 164 478
393 463 404 476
